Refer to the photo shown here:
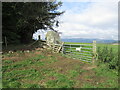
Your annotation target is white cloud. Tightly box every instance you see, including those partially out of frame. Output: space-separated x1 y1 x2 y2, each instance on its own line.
56 1 118 40
33 30 47 40
33 1 118 40
60 0 119 2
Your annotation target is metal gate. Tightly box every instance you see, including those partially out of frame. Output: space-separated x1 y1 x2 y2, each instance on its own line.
61 41 97 63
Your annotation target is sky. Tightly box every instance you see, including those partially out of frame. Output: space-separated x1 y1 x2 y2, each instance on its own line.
33 0 118 40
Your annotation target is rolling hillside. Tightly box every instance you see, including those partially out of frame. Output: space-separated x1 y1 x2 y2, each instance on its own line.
61 38 117 43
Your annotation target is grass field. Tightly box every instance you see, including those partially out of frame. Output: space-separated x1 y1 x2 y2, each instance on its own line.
2 42 119 88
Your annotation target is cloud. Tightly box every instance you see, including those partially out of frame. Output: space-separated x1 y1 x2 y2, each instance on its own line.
60 0 119 2
33 30 47 40
56 1 118 40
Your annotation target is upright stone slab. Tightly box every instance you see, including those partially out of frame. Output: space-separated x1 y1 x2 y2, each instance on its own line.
45 31 62 47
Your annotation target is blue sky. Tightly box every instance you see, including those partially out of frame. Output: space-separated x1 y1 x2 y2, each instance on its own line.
33 0 118 40
59 2 92 12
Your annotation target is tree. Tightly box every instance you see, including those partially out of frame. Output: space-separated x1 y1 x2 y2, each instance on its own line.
2 1 64 44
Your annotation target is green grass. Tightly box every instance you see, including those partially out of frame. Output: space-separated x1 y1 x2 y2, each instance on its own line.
93 63 118 88
2 43 118 88
96 43 118 58
46 72 75 88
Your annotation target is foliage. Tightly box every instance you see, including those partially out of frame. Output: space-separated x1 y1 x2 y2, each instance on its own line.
97 45 118 69
2 1 64 44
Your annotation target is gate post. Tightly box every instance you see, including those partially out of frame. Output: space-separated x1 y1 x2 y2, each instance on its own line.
93 40 96 64
61 42 64 54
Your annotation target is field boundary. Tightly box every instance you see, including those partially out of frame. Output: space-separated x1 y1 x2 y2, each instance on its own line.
59 41 97 63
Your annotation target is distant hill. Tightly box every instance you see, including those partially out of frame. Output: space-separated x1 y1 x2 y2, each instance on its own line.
61 38 117 43
111 40 120 45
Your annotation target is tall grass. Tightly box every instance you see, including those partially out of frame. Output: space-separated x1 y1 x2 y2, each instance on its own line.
97 45 118 69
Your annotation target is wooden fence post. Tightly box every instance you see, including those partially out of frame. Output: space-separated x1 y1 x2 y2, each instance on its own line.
93 40 96 64
57 42 64 53
61 42 64 54
5 36 7 49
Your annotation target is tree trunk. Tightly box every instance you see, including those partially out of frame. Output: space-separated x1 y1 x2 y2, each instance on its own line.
19 30 34 44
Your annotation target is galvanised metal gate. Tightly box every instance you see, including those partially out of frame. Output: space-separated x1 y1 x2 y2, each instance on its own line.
61 41 97 63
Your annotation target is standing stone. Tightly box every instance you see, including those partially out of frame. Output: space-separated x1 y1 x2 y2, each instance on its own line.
45 31 62 47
